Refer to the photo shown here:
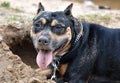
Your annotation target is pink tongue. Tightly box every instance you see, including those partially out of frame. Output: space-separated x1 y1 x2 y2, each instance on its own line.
36 50 53 69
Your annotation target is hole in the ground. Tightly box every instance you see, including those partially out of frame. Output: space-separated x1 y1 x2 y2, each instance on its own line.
3 24 38 69
10 37 38 69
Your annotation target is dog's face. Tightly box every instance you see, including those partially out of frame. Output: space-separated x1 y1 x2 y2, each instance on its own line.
31 3 79 69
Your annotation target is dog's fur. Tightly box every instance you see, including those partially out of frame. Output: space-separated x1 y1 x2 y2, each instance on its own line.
31 3 120 83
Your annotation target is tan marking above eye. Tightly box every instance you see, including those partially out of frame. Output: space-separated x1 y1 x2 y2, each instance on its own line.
51 19 58 26
51 19 66 28
40 18 46 25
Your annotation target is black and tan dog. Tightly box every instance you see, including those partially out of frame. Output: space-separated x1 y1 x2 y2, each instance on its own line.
31 2 120 83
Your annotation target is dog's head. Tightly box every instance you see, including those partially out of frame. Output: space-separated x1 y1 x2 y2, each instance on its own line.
31 3 82 69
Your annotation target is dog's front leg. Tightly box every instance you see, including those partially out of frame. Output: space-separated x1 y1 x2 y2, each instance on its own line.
65 54 96 83
62 64 90 83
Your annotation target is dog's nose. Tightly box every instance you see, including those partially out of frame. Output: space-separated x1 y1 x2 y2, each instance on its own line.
38 37 49 46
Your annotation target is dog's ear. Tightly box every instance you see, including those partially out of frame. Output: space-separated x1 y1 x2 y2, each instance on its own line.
73 18 83 35
64 3 73 17
37 2 45 14
64 3 83 35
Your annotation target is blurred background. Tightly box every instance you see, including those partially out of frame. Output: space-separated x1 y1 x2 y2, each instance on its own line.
0 0 120 27
72 0 120 9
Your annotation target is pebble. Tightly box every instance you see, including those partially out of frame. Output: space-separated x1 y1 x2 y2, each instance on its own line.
7 65 13 72
0 36 3 42
1 42 9 51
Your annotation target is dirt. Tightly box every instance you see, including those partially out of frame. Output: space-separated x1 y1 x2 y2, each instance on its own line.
0 0 120 83
0 24 55 83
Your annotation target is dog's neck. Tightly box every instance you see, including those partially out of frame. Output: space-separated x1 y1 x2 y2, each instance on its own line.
50 22 83 80
59 22 83 63
74 22 83 45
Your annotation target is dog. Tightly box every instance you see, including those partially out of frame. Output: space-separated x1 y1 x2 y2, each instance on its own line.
30 2 120 83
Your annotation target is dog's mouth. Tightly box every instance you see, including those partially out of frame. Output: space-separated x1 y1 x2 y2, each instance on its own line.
36 49 54 69
36 39 68 69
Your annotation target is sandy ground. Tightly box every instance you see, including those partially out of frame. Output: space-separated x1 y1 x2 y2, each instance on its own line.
0 24 55 83
0 0 120 83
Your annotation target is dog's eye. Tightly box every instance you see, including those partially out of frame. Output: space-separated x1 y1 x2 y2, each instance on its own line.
55 25 65 33
33 23 43 33
34 23 41 27
52 25 65 35
56 26 64 31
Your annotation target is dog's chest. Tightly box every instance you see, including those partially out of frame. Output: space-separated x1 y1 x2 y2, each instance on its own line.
58 64 68 76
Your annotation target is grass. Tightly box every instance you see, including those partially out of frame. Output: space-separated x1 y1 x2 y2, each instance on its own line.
11 7 23 12
79 14 112 24
80 14 111 21
0 2 10 8
5 16 18 23
0 1 23 12
4 16 33 24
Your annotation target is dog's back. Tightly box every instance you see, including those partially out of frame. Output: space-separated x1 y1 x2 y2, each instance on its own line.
85 22 120 80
